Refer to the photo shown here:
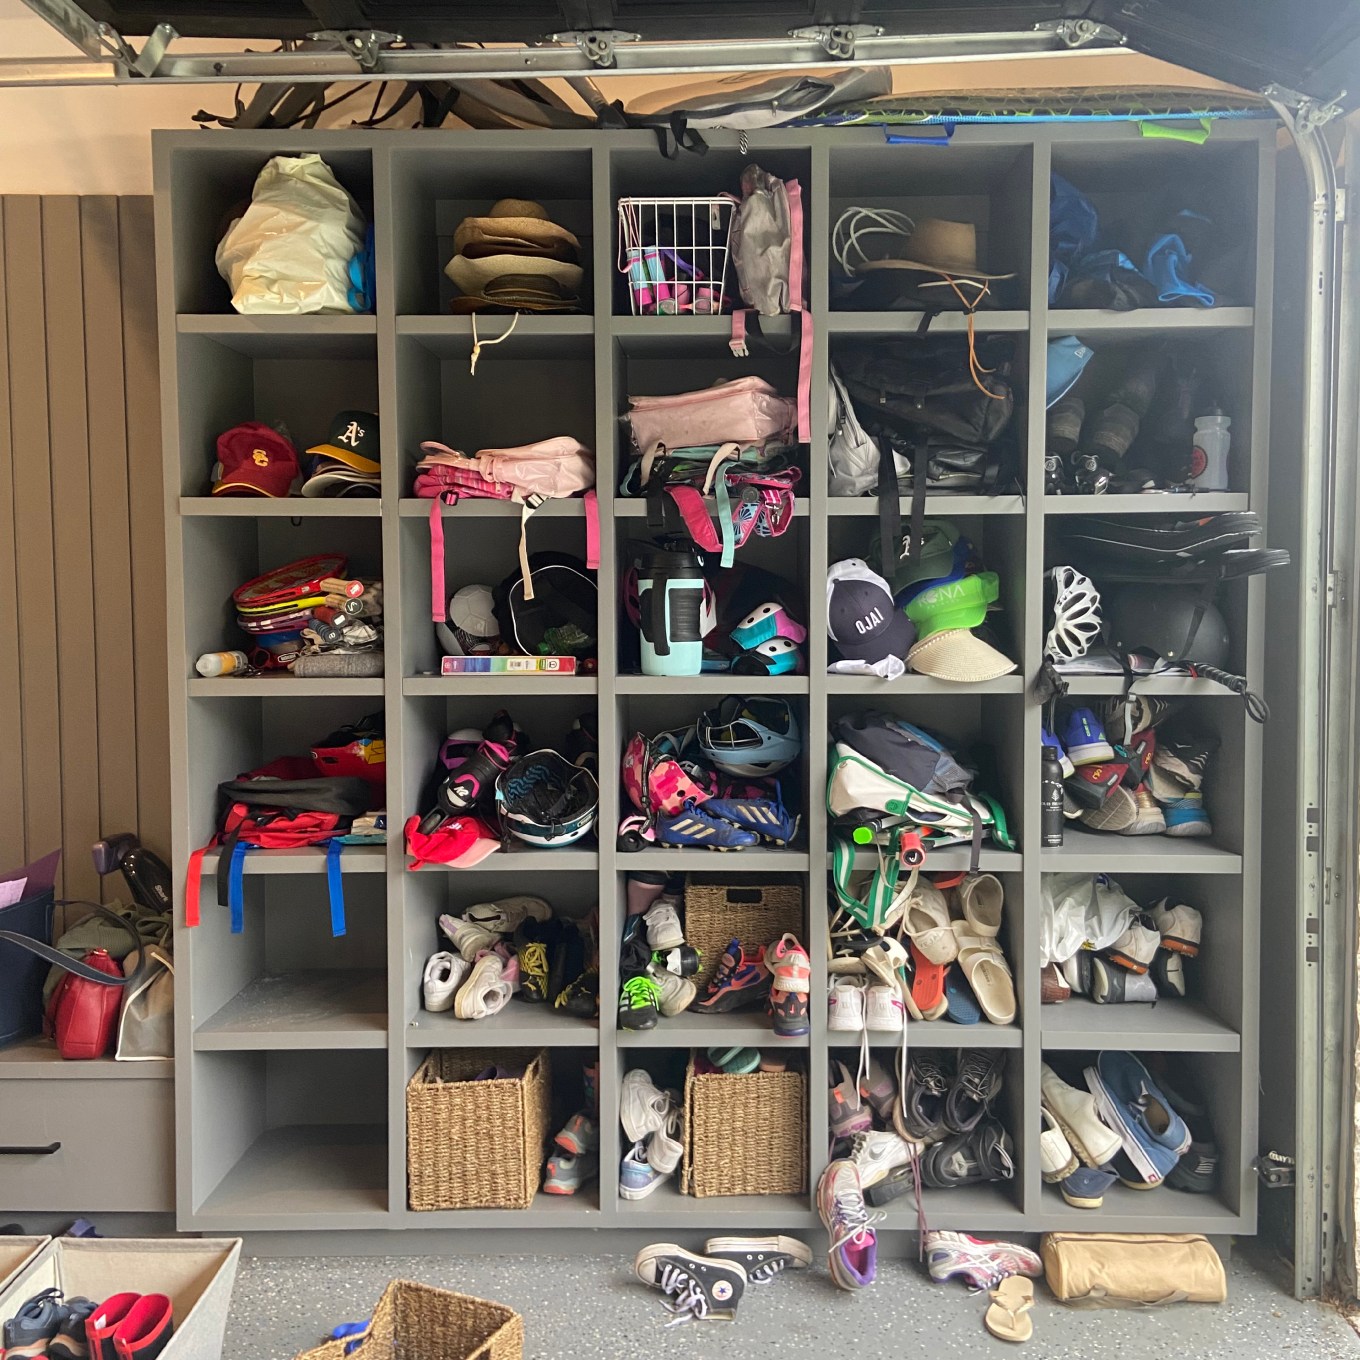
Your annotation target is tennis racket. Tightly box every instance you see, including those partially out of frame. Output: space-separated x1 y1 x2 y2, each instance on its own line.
232 555 349 610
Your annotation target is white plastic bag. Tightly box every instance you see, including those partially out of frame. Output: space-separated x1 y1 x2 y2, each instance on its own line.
215 154 365 315
1040 872 1138 967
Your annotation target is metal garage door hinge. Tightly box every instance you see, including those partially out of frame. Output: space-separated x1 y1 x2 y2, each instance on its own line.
788 25 884 60
1253 1151 1296 1187
546 30 640 68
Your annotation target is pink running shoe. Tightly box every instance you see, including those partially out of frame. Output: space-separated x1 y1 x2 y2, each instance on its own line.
767 933 811 994
924 1231 1043 1290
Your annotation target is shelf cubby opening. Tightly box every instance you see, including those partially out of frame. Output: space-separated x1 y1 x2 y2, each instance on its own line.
1048 138 1258 312
191 1049 387 1226
166 145 374 316
191 875 388 1052
387 145 596 317
828 141 1034 312
174 332 379 499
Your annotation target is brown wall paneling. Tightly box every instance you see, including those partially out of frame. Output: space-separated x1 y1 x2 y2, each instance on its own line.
0 195 167 901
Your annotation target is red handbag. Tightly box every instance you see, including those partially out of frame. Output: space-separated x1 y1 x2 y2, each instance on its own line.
45 948 124 1060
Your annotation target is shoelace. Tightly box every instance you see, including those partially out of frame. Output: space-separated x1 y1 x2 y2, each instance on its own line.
519 942 548 988
621 975 659 1011
958 1055 999 1102
828 1185 886 1256
745 1258 787 1285
656 1264 711 1327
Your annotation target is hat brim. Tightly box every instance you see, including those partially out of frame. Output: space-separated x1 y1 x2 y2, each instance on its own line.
907 629 1017 683
300 470 380 498
446 252 584 293
832 607 916 665
453 217 580 256
448 290 580 315
305 443 381 474
858 258 1014 282
211 479 291 497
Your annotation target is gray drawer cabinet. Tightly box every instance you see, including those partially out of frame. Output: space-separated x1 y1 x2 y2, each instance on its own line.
0 1042 173 1213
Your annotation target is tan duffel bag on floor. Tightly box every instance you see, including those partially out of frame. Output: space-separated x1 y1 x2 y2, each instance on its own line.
1041 1233 1227 1306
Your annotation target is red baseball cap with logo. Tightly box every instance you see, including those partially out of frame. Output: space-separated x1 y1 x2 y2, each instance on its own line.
212 422 300 497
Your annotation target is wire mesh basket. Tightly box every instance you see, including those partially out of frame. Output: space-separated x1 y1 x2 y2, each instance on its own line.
617 196 737 316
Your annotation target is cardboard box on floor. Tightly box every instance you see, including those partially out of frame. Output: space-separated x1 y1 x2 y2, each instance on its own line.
0 1238 49 1296
0 1238 242 1360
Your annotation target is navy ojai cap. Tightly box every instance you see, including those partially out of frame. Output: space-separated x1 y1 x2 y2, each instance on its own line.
827 558 916 664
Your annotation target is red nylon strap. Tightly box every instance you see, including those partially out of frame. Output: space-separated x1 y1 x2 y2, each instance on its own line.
584 489 600 570
185 844 209 927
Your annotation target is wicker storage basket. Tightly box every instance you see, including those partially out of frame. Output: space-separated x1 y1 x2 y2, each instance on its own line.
683 880 804 991
682 1054 807 1197
407 1049 550 1211
294 1280 524 1360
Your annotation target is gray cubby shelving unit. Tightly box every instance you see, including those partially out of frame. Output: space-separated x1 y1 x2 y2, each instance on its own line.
155 120 1271 1240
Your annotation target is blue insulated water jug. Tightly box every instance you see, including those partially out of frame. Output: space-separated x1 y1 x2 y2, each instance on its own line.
638 548 706 676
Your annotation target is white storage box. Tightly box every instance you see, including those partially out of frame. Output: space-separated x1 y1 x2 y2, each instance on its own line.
0 1237 241 1360
0 1237 49 1296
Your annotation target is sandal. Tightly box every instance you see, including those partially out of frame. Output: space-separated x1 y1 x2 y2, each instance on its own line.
951 922 1017 1026
908 940 949 1020
956 873 1004 937
984 1275 1034 1343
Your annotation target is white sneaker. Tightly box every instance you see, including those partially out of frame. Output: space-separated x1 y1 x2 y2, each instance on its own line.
422 951 468 1012
438 913 501 962
620 1068 676 1144
644 900 685 950
848 1130 920 1188
649 964 697 1017
1040 1062 1122 1168
1146 899 1203 957
827 976 866 1032
453 947 515 1019
649 1105 684 1175
865 983 905 1033
1105 919 1161 974
1040 1108 1078 1183
464 896 552 934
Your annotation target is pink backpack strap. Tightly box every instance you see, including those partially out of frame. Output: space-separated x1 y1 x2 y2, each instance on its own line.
584 489 600 570
665 485 725 554
729 308 748 358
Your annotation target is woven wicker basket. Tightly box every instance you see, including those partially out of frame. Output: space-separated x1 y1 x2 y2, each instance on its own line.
682 1054 807 1197
683 880 804 991
407 1049 550 1211
293 1280 524 1360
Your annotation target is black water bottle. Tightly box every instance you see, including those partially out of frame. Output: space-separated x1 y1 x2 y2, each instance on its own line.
1041 746 1065 847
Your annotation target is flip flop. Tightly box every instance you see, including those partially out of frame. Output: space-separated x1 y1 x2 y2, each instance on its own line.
707 1046 760 1073
904 879 958 964
944 965 982 1024
956 873 1004 937
951 922 1018 1026
908 940 949 1021
984 1275 1034 1343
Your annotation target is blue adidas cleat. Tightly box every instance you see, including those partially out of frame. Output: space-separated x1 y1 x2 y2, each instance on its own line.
704 791 801 845
655 800 759 851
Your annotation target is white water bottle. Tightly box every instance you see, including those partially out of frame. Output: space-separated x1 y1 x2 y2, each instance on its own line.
1190 411 1231 491
195 650 250 677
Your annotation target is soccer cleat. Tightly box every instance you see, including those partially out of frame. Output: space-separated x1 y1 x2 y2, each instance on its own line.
515 934 551 1004
422 951 468 1012
544 1148 598 1195
770 987 810 1037
924 1231 1042 1291
618 973 662 1031
648 963 697 1016
620 1069 676 1144
858 1055 899 1122
655 800 759 850
1162 792 1212 838
703 1236 812 1284
545 920 587 1006
1060 707 1115 766
652 945 701 977
818 1160 884 1290
634 1245 747 1324
702 793 800 846
437 913 501 962
1146 899 1203 956
693 940 771 1013
555 968 600 1018
619 1141 671 1200
766 934 811 993
847 1130 922 1189
453 945 517 1020
643 900 685 950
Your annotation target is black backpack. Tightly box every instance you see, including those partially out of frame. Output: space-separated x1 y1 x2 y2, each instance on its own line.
494 552 598 659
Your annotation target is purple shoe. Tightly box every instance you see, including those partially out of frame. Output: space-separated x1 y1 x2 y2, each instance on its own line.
818 1159 883 1290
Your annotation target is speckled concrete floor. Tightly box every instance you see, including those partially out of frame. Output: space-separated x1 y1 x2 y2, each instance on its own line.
227 1247 1360 1359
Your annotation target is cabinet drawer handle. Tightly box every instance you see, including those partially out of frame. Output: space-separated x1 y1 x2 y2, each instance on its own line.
0 1142 61 1155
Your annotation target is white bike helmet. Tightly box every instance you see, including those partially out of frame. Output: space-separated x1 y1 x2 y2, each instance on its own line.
1045 565 1103 662
697 697 801 777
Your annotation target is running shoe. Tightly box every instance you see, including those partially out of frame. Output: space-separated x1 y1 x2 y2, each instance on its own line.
818 1160 883 1291
924 1231 1042 1290
1060 708 1115 766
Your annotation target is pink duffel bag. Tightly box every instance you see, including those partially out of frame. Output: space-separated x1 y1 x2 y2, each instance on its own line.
626 376 796 456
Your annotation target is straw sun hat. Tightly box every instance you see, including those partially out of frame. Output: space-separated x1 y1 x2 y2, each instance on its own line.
445 198 583 299
860 218 1014 281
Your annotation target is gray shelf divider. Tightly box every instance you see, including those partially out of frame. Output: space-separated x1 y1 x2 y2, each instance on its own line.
157 120 1271 1241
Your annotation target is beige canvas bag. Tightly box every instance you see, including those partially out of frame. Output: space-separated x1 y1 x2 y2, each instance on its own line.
1041 1232 1227 1306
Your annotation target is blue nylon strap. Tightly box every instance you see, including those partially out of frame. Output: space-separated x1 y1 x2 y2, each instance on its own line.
326 840 346 937
228 841 250 934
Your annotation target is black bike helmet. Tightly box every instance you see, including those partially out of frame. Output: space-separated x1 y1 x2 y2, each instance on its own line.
1105 585 1230 668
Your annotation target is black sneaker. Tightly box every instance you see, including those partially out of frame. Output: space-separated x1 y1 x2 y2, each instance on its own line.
702 1235 812 1284
48 1298 98 1360
555 968 599 1019
944 1050 1004 1134
897 1054 951 1141
619 973 661 1031
920 1118 1016 1189
547 920 586 1006
3 1288 66 1360
865 1160 919 1208
634 1244 747 1322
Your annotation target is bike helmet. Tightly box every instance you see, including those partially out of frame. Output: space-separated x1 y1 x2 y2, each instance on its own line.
496 749 599 848
904 572 999 641
1105 585 1230 668
730 602 807 650
698 697 801 777
1045 565 1103 662
732 636 803 676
